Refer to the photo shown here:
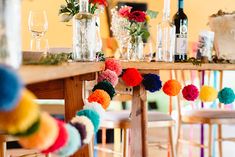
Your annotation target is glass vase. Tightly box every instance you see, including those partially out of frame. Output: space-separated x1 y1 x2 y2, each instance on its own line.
0 0 22 69
72 14 96 61
127 36 144 61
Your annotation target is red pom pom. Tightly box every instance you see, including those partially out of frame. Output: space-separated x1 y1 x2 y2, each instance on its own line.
163 80 181 96
182 84 199 101
105 59 122 76
41 120 69 154
122 68 143 87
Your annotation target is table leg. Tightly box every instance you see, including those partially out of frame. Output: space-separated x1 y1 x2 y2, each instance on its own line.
130 85 148 157
64 76 93 157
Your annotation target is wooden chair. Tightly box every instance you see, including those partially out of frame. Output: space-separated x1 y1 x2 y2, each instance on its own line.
175 70 235 157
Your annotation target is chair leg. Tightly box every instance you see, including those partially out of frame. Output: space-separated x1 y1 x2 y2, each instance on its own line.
208 124 212 157
122 129 129 157
218 124 223 157
0 136 6 157
175 119 182 156
169 127 176 157
102 128 107 146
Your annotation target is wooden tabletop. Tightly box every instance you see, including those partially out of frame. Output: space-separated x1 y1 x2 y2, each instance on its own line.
19 62 105 84
19 61 235 84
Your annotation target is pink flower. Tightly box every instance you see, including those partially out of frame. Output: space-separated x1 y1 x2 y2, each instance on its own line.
118 6 132 18
98 69 119 87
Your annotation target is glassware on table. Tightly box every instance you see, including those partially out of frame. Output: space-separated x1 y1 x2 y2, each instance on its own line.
143 41 154 62
28 10 49 53
127 35 144 61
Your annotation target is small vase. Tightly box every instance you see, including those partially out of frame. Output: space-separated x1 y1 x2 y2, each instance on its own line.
72 14 96 61
0 0 22 69
127 36 144 61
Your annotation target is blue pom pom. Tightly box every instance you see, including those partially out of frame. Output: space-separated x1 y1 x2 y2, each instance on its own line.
56 124 81 156
77 109 100 133
218 87 235 104
142 74 162 93
0 65 23 111
92 81 116 99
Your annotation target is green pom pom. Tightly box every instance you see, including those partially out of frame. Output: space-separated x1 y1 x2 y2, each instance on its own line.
77 109 100 132
92 81 116 99
218 87 235 104
13 118 40 137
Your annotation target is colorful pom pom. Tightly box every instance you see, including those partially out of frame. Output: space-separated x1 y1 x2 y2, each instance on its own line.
56 124 81 157
163 80 182 96
19 112 59 150
42 120 69 154
0 90 40 134
71 116 94 144
70 122 87 143
218 87 235 104
98 69 119 87
105 59 122 76
0 65 23 111
122 68 143 87
77 109 100 133
199 86 218 102
88 89 111 110
92 81 116 99
14 118 40 137
182 84 199 101
142 74 162 92
83 99 106 119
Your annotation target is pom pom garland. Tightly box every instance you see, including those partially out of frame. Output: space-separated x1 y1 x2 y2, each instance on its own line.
14 118 40 137
142 74 162 92
88 89 111 110
218 87 235 104
19 112 59 150
70 122 87 143
0 90 40 134
163 80 182 96
182 84 199 101
92 81 116 99
98 69 119 87
122 68 143 87
199 86 218 102
83 99 106 119
0 65 23 111
71 116 94 144
77 109 100 133
105 59 122 76
42 120 69 154
56 124 82 157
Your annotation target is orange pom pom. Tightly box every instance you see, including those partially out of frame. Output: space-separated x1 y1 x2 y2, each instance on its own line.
88 90 111 110
163 80 181 96
19 112 59 150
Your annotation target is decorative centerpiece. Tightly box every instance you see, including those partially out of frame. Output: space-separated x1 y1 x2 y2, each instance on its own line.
111 6 157 61
0 0 22 68
59 0 107 61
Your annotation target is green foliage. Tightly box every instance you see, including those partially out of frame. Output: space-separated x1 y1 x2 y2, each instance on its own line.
146 10 158 19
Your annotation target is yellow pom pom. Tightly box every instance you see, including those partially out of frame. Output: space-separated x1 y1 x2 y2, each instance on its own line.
19 112 59 150
0 90 40 134
199 86 218 102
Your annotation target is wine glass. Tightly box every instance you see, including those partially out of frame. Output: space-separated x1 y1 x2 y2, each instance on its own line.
28 10 48 52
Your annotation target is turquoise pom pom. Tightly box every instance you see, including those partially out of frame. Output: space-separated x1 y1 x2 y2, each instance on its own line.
56 124 81 156
218 87 235 104
77 109 100 132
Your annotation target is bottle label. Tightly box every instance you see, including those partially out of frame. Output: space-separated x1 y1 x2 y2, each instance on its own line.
176 34 187 55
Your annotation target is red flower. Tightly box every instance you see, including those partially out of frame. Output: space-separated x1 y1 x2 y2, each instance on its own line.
118 6 132 18
92 0 108 6
128 11 146 23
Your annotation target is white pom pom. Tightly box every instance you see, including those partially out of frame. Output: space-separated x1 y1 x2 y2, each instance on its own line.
83 99 106 119
71 116 94 144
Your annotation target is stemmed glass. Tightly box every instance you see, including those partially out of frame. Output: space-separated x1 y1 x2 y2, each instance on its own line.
28 10 48 52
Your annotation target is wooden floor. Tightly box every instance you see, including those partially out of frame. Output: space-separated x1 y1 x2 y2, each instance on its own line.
7 125 235 157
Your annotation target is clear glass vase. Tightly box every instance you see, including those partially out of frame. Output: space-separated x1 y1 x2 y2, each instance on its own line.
0 0 22 69
72 14 96 61
127 36 144 61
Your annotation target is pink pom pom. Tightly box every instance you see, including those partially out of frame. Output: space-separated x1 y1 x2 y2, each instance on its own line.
105 59 122 76
182 84 199 101
98 69 118 87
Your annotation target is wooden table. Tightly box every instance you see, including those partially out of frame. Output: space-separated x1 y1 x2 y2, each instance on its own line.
19 61 235 157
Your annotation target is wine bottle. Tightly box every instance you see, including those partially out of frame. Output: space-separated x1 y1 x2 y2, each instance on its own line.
156 0 176 62
173 0 188 62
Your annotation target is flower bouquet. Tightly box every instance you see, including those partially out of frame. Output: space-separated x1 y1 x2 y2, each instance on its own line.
111 6 157 61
